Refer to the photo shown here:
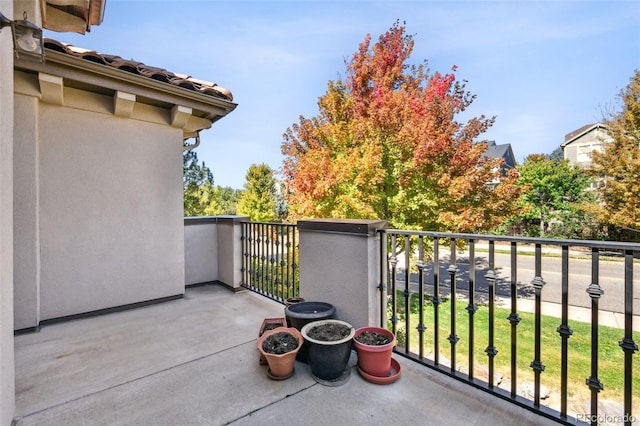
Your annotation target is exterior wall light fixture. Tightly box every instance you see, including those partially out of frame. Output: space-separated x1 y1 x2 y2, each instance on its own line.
0 11 45 62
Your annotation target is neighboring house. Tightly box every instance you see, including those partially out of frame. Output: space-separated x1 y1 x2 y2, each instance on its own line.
482 140 516 172
1 1 236 422
561 123 612 168
480 140 516 187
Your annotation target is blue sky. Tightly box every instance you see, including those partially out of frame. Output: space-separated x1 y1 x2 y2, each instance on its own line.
45 0 640 189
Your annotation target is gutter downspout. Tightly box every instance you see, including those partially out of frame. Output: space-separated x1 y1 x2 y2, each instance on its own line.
183 131 200 152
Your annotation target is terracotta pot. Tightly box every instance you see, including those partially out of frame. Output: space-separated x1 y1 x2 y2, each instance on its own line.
284 297 305 307
258 317 286 365
353 326 395 377
257 327 303 380
301 319 355 381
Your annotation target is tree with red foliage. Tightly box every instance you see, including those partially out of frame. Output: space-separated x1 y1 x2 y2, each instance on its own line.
281 21 520 232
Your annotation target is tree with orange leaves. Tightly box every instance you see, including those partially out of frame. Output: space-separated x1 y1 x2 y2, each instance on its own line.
281 21 520 232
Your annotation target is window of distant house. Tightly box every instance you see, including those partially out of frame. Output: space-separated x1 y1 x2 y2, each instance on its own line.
577 143 602 162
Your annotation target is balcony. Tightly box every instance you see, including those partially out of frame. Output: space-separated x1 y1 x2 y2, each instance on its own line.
12 217 638 425
14 284 553 425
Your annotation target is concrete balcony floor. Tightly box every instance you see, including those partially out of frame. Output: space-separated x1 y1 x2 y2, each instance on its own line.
14 285 557 426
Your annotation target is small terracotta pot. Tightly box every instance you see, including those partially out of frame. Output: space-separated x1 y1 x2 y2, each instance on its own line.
284 297 305 307
258 317 286 365
353 326 395 377
259 317 286 337
257 327 303 379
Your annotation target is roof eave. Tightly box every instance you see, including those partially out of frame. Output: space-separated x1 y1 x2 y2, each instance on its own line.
42 0 106 34
561 123 606 147
15 49 238 122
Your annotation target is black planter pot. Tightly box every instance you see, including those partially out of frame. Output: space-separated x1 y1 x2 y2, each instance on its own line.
285 301 336 363
284 301 335 330
301 319 355 382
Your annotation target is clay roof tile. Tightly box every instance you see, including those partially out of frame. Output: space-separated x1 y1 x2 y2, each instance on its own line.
43 38 233 102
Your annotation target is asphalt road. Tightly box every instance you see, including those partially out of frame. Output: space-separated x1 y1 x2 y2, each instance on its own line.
392 250 640 315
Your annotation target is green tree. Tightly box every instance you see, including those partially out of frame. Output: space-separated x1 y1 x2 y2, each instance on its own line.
237 163 278 222
281 21 520 232
511 154 596 238
183 150 221 216
215 186 242 215
585 70 640 240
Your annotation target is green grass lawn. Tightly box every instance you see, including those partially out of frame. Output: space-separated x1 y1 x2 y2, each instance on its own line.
392 293 639 409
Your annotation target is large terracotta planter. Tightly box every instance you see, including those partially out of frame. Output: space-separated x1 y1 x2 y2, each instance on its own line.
257 327 303 380
301 319 355 381
353 326 395 377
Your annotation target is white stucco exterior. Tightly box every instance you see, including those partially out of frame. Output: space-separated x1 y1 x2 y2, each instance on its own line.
298 219 387 329
0 1 16 423
12 69 192 328
23 97 185 323
1 0 238 420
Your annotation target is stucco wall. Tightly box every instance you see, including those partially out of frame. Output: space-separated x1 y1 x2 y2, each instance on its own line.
298 219 386 328
0 0 16 421
184 219 219 285
13 90 39 330
13 77 186 325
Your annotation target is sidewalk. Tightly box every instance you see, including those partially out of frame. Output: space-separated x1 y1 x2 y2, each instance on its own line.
496 296 640 331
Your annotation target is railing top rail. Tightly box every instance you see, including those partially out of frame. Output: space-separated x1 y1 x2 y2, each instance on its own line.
377 228 640 251
241 221 297 227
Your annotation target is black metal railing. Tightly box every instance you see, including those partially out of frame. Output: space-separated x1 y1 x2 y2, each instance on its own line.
378 230 638 425
240 222 299 303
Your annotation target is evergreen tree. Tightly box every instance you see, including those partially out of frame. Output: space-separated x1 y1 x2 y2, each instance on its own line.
237 163 278 222
183 150 221 216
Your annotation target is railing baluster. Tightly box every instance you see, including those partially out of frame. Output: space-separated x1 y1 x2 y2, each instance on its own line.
448 238 459 373
586 248 604 425
277 225 284 300
620 249 638 426
240 222 247 288
466 239 477 380
557 245 573 419
404 235 411 354
291 226 297 297
530 243 546 408
257 223 263 293
485 240 498 388
417 236 427 360
289 225 295 299
390 234 398 337
249 223 256 290
433 237 440 366
378 230 388 328
268 224 273 297
507 241 520 397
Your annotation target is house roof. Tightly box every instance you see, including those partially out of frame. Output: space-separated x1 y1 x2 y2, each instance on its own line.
43 38 234 102
562 123 606 147
481 141 516 169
